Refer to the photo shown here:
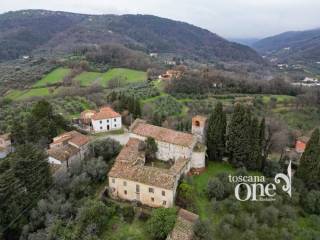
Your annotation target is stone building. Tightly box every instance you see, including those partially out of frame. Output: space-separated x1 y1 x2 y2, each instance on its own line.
48 131 90 168
129 118 206 170
108 138 190 208
108 116 207 208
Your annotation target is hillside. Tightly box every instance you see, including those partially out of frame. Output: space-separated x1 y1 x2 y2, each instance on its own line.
0 10 263 63
253 28 320 64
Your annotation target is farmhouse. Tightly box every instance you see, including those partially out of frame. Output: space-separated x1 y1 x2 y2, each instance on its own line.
108 138 190 208
108 116 207 208
159 70 182 82
129 118 206 169
48 131 90 168
80 107 122 133
295 136 310 153
0 133 12 159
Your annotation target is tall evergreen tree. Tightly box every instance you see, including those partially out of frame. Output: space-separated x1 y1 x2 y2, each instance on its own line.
296 129 320 189
0 169 26 236
11 144 52 203
259 118 267 170
247 117 262 170
227 104 251 167
206 102 227 161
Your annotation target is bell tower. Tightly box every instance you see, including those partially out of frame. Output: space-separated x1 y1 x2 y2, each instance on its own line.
192 115 208 144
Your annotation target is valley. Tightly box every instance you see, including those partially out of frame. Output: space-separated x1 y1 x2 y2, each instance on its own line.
0 8 319 240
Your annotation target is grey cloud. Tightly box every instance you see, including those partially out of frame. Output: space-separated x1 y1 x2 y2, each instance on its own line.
0 0 319 38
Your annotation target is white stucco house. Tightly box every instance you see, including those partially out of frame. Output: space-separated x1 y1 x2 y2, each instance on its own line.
80 107 122 133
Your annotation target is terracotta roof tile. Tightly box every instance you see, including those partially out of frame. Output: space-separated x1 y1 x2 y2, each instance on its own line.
48 145 80 161
92 107 121 120
52 131 90 147
169 209 199 240
108 138 190 190
130 119 195 147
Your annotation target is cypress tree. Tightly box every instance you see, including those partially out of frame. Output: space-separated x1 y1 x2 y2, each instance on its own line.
0 169 26 231
247 117 262 170
227 104 251 167
206 102 227 161
12 144 52 203
259 118 266 170
297 129 320 189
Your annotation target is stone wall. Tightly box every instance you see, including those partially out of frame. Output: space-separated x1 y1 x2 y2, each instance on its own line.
109 177 175 208
129 133 194 161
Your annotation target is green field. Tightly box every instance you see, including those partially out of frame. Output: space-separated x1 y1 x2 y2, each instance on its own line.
33 68 71 87
74 71 102 86
74 68 147 87
6 88 53 100
17 88 51 100
99 68 147 87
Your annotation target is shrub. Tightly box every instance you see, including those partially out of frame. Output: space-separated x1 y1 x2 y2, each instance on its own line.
120 205 135 223
146 208 177 240
207 178 225 200
176 182 196 210
194 220 214 240
302 190 320 214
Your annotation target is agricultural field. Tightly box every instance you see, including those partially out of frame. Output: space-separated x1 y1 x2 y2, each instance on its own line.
5 87 53 100
74 71 102 86
33 68 71 87
74 68 147 87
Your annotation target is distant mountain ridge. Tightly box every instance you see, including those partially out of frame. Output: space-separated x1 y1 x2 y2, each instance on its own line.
253 28 320 64
0 9 263 63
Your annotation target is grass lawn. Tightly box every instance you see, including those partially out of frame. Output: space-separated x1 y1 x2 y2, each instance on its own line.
5 89 27 100
33 68 71 87
17 88 51 100
100 68 147 87
101 217 149 240
74 71 102 86
191 162 235 219
262 95 295 104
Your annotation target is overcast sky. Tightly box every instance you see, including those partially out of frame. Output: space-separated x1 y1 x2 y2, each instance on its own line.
1 0 319 38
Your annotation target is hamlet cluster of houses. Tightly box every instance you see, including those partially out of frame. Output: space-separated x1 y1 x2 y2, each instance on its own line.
0 104 312 239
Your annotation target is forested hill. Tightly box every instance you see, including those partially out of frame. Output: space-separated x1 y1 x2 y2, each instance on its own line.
253 28 320 63
0 10 263 63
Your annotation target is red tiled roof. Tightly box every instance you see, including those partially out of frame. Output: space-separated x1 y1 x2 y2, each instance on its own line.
92 107 121 120
48 144 80 161
130 119 195 147
108 138 190 190
52 131 90 147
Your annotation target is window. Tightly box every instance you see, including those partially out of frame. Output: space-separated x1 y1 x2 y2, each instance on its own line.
195 120 200 127
163 201 166 206
107 119 109 123
162 191 165 196
114 124 117 128
124 190 127 195
114 118 117 122
151 197 154 202
112 178 115 183
100 127 103 130
149 188 154 193
123 181 127 186
136 184 140 193
100 120 102 124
